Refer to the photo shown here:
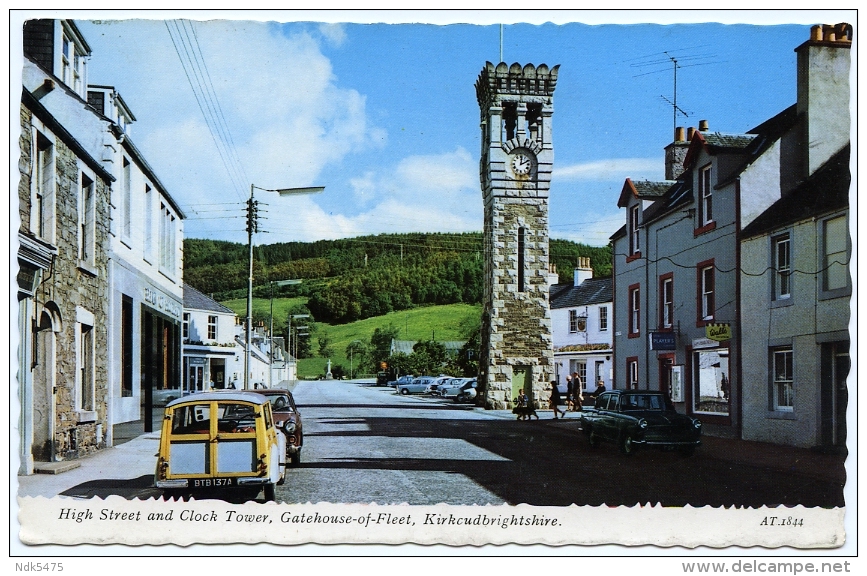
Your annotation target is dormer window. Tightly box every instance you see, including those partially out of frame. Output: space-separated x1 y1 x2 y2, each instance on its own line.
60 24 88 98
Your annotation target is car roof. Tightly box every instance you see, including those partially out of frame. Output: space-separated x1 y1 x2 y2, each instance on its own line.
166 391 269 407
255 388 292 396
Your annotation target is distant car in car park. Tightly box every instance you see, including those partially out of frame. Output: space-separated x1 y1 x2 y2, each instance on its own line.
427 375 454 395
389 375 414 388
454 379 478 403
397 376 436 395
252 388 304 466
153 388 190 406
439 377 472 398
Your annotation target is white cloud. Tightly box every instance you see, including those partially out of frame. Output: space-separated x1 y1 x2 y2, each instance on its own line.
318 23 347 47
554 158 663 182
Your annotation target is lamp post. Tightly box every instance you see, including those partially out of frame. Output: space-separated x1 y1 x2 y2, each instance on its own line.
349 340 362 380
288 313 309 383
244 184 323 391
269 279 301 388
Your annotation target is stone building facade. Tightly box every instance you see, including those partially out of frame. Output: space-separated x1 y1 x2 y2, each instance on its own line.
18 91 114 471
476 62 559 410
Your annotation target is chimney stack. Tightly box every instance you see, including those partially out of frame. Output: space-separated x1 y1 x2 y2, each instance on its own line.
665 126 690 180
574 256 593 286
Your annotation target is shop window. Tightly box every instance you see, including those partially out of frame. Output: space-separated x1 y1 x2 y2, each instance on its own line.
692 347 730 415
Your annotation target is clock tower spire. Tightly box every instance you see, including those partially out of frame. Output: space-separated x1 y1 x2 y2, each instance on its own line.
475 61 559 411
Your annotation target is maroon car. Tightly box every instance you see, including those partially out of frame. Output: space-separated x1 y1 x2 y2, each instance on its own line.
256 389 303 465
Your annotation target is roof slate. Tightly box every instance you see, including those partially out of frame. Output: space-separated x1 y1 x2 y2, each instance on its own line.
184 283 236 315
550 277 613 309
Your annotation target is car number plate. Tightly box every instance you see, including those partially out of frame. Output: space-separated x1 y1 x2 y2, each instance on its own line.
192 478 235 488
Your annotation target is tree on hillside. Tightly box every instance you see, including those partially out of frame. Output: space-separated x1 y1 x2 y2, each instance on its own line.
369 325 400 367
318 335 334 359
408 340 448 375
345 340 369 377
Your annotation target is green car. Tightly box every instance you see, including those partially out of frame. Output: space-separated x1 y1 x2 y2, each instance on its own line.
581 390 702 456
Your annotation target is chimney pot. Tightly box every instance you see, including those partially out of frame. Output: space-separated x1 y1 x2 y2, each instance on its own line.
687 127 696 140
675 126 685 142
811 24 823 42
823 24 836 42
699 120 709 132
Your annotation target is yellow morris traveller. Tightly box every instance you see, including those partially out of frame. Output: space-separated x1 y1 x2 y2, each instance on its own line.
155 391 286 501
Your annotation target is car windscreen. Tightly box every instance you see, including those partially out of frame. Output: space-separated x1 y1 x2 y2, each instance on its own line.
620 394 665 411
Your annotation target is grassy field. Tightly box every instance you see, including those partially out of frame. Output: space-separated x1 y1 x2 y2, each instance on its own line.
222 297 481 379
222 296 309 326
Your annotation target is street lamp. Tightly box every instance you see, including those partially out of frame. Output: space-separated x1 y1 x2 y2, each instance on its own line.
269 279 301 388
288 314 309 383
245 184 323 391
349 340 362 380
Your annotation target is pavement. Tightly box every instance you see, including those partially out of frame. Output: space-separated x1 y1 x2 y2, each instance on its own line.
14 408 847 499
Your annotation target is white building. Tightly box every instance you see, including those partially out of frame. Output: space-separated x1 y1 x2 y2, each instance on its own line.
549 258 613 392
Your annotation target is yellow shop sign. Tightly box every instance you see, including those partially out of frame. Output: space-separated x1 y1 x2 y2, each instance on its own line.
706 323 732 342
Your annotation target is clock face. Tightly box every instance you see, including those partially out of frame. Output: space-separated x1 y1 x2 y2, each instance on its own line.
510 152 534 176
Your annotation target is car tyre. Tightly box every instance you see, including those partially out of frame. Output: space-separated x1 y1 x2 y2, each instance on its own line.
400 388 409 395
290 451 301 466
620 434 636 455
263 483 277 502
588 431 600 448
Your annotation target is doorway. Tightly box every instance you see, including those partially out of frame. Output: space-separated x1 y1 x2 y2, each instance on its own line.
821 341 849 449
511 365 531 407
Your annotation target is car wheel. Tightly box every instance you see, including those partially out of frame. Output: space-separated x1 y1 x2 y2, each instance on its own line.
400 388 409 395
263 483 276 502
588 431 600 448
290 451 301 466
620 434 636 455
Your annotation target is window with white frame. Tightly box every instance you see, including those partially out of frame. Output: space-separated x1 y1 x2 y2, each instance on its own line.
122 158 131 238
208 315 217 340
183 313 190 340
699 164 713 226
629 286 640 336
569 310 578 333
79 173 95 265
772 347 794 411
60 27 87 98
598 306 608 331
823 215 848 291
629 204 640 255
78 323 94 411
699 264 715 321
661 276 674 328
773 233 791 300
32 131 55 242
144 184 153 259
159 203 177 273
576 362 587 386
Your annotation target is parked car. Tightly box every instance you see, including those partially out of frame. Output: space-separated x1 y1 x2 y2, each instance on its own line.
154 391 286 501
427 375 454 395
397 376 436 395
390 375 414 388
255 388 303 466
580 390 701 456
153 388 190 406
454 379 478 403
440 377 471 398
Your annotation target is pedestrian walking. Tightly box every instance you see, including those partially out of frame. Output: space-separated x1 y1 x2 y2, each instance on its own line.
565 375 574 411
549 381 566 419
513 388 529 420
571 372 583 411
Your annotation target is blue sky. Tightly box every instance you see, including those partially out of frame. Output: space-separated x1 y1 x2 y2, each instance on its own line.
44 11 852 247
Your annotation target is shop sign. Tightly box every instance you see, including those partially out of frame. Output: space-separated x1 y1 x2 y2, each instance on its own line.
706 323 732 342
189 357 206 366
692 337 718 350
650 331 676 351
144 286 182 319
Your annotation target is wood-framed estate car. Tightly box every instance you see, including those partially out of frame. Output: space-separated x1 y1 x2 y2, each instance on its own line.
254 388 303 466
580 390 702 456
154 391 287 501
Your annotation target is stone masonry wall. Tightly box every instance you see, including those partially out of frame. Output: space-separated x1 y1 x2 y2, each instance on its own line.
20 103 111 460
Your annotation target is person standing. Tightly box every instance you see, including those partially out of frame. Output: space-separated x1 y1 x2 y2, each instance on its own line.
565 374 574 411
550 381 566 419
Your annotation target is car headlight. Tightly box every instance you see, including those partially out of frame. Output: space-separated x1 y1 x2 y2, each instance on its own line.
283 421 296 434
638 418 648 430
693 419 702 429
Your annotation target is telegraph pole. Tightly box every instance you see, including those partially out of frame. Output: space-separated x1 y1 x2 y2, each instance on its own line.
244 186 259 390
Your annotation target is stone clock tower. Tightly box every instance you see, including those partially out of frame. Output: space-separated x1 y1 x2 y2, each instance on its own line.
475 62 559 410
